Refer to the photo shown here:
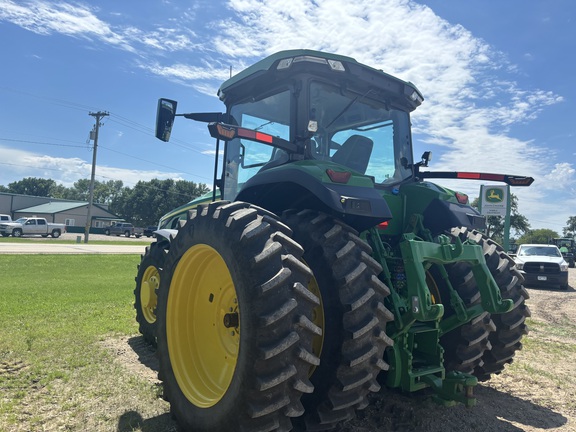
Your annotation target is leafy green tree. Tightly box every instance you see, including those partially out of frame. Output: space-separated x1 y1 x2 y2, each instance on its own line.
7 177 56 197
563 216 576 237
2 176 209 226
517 228 559 245
48 183 74 200
471 193 530 241
70 179 91 201
112 178 209 225
63 179 125 204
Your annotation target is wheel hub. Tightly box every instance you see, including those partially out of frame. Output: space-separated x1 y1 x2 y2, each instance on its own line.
140 266 159 324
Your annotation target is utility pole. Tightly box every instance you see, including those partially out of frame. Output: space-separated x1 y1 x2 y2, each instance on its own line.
84 111 109 243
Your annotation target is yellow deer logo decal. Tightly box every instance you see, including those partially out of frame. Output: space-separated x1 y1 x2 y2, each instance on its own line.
486 188 504 203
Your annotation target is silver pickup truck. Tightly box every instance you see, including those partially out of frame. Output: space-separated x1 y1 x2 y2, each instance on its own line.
0 217 66 238
104 222 143 238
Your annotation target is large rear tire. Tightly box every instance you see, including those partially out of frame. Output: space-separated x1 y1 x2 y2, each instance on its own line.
282 209 393 431
450 227 530 381
157 201 321 432
134 241 167 346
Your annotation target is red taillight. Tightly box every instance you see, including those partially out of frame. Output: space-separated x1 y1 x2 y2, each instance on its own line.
326 169 351 183
457 172 505 182
455 192 469 204
236 127 274 144
255 132 273 143
456 172 480 180
378 221 389 229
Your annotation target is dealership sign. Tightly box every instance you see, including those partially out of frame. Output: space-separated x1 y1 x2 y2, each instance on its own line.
480 185 508 217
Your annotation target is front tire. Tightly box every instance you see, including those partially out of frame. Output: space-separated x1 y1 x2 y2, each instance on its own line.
157 201 321 432
13 229 22 238
134 241 167 346
282 209 393 431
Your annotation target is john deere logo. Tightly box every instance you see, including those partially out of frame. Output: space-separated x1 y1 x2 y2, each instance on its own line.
486 188 504 203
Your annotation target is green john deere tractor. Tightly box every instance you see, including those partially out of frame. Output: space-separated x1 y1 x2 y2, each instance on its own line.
136 49 534 432
550 237 575 268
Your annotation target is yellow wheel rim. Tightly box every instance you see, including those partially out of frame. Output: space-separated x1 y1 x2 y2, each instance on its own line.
140 265 160 324
167 244 239 407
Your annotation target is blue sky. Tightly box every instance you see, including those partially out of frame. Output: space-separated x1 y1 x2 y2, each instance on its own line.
0 0 574 234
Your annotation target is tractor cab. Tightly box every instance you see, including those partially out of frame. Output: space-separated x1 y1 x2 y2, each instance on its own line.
157 50 423 230
156 49 534 235
215 51 421 197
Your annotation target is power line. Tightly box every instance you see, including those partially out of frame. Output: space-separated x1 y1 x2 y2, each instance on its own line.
0 86 217 157
98 145 211 180
0 137 87 148
0 138 212 180
107 114 214 156
0 86 99 113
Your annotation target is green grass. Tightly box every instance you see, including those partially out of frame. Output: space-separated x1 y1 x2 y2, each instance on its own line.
0 254 171 431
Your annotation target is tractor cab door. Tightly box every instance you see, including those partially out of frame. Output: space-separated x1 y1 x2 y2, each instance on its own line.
222 89 292 201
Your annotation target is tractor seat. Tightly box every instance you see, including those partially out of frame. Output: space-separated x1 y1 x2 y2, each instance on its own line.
331 135 373 174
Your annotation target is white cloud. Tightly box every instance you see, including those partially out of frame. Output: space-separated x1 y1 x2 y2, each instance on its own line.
201 149 225 157
544 163 576 187
0 145 184 188
0 0 134 51
140 61 230 82
0 0 199 54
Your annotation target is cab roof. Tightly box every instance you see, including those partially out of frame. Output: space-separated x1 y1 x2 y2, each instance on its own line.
217 49 423 112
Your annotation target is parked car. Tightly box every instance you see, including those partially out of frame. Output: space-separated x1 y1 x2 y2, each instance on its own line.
0 214 12 223
514 244 569 289
0 217 65 238
104 222 143 238
143 226 157 237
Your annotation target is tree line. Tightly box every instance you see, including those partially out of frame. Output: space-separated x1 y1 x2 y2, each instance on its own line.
1 177 575 242
0 177 210 227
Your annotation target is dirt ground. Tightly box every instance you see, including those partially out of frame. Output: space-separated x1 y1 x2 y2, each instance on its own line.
107 268 576 432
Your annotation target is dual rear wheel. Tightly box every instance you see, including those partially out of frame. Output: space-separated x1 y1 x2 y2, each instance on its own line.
155 203 392 432
150 205 527 431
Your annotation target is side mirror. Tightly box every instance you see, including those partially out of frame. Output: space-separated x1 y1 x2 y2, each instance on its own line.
156 98 177 142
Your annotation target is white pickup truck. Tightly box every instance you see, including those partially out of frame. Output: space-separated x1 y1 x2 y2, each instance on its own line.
0 217 66 238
